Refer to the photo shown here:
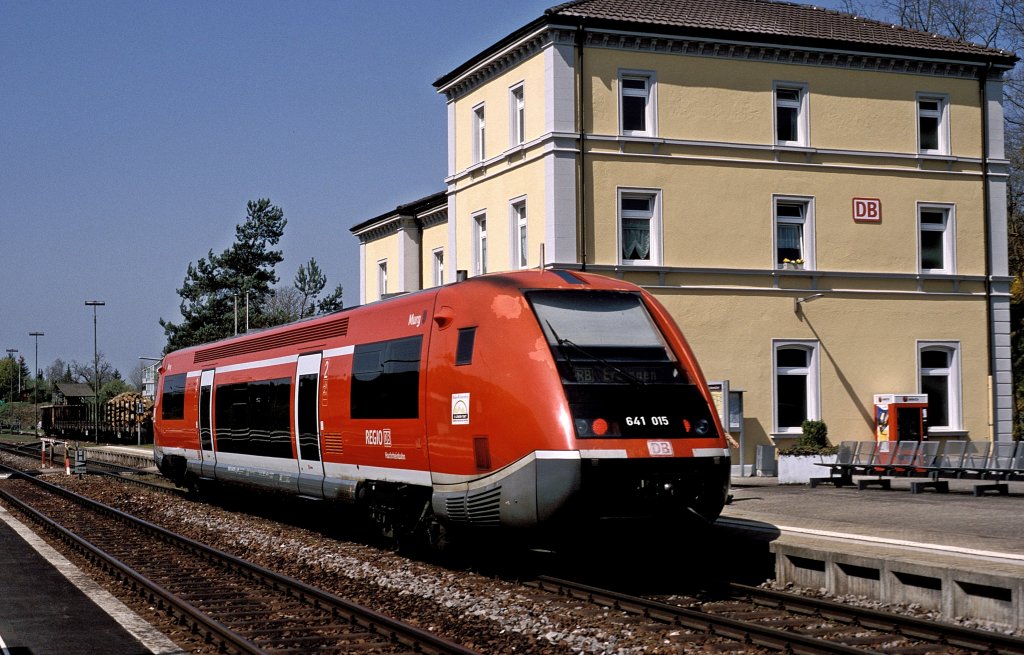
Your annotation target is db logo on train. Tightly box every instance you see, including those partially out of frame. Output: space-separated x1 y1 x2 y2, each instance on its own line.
647 441 674 457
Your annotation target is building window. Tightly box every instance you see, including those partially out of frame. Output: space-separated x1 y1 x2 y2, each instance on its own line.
511 199 527 269
472 103 486 163
377 260 387 299
773 340 819 434
473 212 487 275
619 71 656 136
774 83 807 146
919 204 954 273
510 83 525 146
918 94 949 155
618 189 661 265
918 342 961 431
774 196 814 269
432 248 444 287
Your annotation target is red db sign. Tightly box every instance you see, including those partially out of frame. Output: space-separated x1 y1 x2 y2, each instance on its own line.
853 198 881 222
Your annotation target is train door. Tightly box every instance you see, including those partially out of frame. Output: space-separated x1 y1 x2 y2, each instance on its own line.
295 353 325 497
199 369 216 478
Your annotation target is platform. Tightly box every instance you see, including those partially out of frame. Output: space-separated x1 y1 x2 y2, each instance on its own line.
718 476 1024 629
0 503 182 654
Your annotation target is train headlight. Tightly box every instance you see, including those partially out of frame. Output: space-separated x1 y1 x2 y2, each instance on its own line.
694 419 710 435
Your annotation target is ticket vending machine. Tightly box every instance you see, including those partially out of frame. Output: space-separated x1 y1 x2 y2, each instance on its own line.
873 394 929 443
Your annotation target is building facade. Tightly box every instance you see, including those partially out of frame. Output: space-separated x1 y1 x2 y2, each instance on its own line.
352 0 1017 468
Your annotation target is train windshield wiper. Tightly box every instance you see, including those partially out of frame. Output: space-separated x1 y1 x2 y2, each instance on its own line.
545 320 647 387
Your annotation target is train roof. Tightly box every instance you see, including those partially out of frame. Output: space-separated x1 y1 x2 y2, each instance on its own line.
162 269 642 365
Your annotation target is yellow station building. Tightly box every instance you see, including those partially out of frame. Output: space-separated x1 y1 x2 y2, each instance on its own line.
350 0 1018 469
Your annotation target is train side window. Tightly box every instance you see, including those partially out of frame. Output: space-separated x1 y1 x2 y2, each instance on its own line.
351 335 423 419
161 373 186 420
214 378 292 458
456 328 477 366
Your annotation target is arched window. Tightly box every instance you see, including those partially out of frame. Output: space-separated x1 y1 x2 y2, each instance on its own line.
919 342 960 431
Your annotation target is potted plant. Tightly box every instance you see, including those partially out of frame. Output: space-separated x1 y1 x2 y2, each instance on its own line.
777 419 837 484
781 258 805 270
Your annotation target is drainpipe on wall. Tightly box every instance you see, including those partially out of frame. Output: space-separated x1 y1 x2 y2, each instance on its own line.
979 63 996 440
576 22 587 271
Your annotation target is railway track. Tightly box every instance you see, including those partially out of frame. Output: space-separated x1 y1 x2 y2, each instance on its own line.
82 458 187 495
0 464 478 655
528 575 1024 655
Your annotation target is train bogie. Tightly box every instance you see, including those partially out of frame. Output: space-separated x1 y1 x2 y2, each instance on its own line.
154 271 731 543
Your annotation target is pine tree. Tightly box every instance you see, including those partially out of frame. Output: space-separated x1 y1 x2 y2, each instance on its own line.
160 199 287 352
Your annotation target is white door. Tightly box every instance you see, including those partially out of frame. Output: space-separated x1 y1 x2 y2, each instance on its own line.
294 353 325 497
199 369 216 478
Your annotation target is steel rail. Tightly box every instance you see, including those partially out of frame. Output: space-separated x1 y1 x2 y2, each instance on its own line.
731 582 1024 655
0 465 479 655
530 575 879 655
0 477 263 654
81 460 186 496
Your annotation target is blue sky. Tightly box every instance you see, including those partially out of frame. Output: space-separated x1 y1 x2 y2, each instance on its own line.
2 0 851 380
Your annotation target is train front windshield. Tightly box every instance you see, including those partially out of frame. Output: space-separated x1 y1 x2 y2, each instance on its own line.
528 290 718 440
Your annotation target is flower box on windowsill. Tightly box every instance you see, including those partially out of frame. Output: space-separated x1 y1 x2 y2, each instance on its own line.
781 262 804 270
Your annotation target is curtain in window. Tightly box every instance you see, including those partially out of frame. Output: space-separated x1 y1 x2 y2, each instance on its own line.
777 224 801 250
622 218 650 260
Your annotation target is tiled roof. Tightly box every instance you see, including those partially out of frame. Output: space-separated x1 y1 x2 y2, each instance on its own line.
546 0 1015 62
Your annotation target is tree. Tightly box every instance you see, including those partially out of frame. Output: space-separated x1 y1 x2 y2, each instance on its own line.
295 257 327 318
99 378 131 406
263 285 306 326
69 354 119 391
127 361 148 392
318 283 345 314
262 258 345 327
0 356 21 404
293 257 343 318
160 199 287 351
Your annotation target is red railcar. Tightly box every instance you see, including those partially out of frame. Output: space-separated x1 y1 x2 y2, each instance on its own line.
154 271 731 543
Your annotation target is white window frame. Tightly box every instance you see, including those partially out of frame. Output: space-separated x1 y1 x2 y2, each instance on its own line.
918 202 955 274
472 102 486 163
772 339 820 436
509 82 525 147
472 211 487 276
432 248 444 287
619 70 657 137
917 341 962 432
617 188 662 266
773 195 815 269
773 81 808 147
377 260 388 299
917 93 949 155
510 198 528 269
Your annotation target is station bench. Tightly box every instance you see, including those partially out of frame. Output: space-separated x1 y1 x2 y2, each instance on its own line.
810 440 1024 495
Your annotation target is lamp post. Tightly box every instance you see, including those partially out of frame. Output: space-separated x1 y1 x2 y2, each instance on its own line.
29 332 43 436
85 301 105 442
